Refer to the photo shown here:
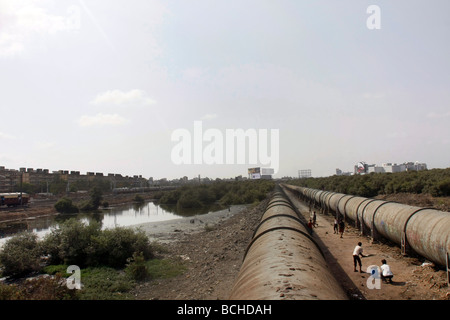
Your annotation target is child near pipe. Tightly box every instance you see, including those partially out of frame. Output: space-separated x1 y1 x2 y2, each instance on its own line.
353 242 367 273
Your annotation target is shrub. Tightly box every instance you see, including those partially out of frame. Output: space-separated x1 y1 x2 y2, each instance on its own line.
291 168 450 198
0 232 42 277
437 178 450 197
19 274 77 300
125 252 149 281
177 190 202 208
78 187 103 212
41 219 153 269
0 283 23 300
41 219 101 266
90 227 153 268
159 189 181 204
79 200 96 212
54 198 79 214
133 194 145 203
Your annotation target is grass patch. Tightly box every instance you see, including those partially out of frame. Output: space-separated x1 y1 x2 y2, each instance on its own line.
77 267 135 300
42 264 71 276
146 258 187 279
1 238 184 300
36 255 186 300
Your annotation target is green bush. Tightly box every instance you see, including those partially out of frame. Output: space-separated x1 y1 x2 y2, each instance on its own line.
54 197 79 214
437 178 450 197
18 274 77 300
78 187 103 212
79 200 96 212
0 283 22 300
177 190 202 208
41 219 153 269
90 227 154 268
158 180 275 208
41 219 101 267
159 189 181 204
291 168 450 198
0 232 42 278
133 194 145 203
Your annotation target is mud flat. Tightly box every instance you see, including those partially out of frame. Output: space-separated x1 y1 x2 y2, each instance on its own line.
134 204 249 243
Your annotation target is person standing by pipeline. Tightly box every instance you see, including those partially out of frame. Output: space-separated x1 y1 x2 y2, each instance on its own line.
353 242 367 273
312 211 317 227
338 219 345 238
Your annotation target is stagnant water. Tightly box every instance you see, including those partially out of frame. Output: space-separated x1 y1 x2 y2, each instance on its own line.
0 201 226 247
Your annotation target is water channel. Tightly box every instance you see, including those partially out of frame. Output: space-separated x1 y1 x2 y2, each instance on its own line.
0 201 226 247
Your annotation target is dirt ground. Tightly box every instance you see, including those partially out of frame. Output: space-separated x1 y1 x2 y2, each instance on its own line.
131 200 268 300
132 190 450 301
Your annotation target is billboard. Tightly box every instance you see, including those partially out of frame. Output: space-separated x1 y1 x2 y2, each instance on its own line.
356 162 368 174
248 167 273 180
248 167 260 175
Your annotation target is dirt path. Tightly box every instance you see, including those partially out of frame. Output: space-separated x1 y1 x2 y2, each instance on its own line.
283 188 449 300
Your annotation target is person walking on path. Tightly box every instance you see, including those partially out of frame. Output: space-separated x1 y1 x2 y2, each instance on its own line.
338 219 345 238
353 242 367 273
333 218 338 234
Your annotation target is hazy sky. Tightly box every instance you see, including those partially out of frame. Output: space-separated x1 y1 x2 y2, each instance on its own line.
0 0 449 180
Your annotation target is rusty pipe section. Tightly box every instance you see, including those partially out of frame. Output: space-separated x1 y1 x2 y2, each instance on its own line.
229 191 348 300
283 184 450 268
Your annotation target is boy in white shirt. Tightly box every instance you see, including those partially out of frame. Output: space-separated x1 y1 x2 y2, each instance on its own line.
380 259 394 283
352 242 367 273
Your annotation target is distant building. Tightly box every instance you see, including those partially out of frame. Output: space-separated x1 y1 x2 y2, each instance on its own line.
355 161 427 175
0 165 149 193
336 168 352 176
298 169 312 179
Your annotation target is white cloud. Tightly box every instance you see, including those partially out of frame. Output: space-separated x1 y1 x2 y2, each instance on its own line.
90 89 156 106
0 0 80 57
77 113 129 127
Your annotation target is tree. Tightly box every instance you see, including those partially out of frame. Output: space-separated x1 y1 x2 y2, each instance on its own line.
89 186 103 210
0 233 42 277
54 197 79 214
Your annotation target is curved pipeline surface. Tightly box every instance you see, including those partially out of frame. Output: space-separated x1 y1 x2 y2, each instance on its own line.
282 184 450 268
229 190 348 300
